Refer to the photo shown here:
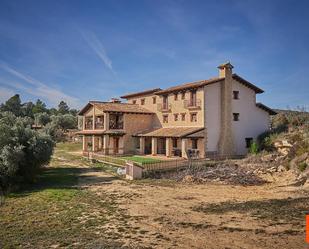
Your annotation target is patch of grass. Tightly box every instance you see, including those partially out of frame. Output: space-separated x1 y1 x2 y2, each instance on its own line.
120 155 162 165
298 162 307 172
0 143 132 248
55 142 82 152
193 197 309 226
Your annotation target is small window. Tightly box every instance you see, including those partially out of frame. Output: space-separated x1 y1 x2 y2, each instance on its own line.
190 113 197 122
172 138 177 148
152 97 156 104
233 113 239 121
245 137 253 148
181 113 186 121
174 113 178 121
233 91 239 100
163 115 168 123
174 93 178 101
181 92 186 100
141 99 145 105
192 139 198 149
132 100 137 104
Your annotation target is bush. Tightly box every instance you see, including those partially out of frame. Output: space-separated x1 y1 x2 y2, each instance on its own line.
298 162 307 172
0 112 55 192
249 141 259 154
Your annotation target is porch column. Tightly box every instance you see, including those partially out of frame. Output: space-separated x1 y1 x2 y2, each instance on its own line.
83 116 86 130
98 136 103 151
92 135 96 152
140 137 145 154
92 107 96 130
181 138 188 159
103 134 110 155
82 135 86 151
151 137 157 155
104 113 109 130
166 138 173 157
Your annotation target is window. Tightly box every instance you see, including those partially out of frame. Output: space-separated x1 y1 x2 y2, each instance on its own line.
181 113 186 121
95 115 104 129
85 117 93 129
191 139 198 149
233 113 239 121
190 113 197 122
109 114 124 129
174 113 178 121
181 92 186 100
141 98 145 105
163 115 168 123
190 90 197 106
245 138 253 148
163 95 168 109
174 93 178 101
172 138 178 148
132 100 136 104
233 91 239 100
152 97 156 104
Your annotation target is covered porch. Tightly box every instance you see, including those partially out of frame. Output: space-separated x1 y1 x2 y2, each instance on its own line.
136 127 205 159
77 130 125 155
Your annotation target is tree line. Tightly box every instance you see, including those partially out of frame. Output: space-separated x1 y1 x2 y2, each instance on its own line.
0 94 79 194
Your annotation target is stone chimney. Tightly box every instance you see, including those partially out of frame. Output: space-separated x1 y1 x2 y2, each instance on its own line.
218 62 234 156
110 98 121 103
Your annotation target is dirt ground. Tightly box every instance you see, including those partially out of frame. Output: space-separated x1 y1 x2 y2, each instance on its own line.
78 167 309 249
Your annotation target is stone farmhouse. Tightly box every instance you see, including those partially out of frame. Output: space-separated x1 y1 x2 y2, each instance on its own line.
77 62 276 158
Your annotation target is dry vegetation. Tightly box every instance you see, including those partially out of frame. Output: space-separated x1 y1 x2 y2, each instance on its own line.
0 140 308 249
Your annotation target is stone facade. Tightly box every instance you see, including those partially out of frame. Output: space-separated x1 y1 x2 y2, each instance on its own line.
78 62 274 158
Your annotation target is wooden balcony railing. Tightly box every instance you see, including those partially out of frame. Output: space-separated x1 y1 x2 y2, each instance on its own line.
157 103 172 112
183 99 202 109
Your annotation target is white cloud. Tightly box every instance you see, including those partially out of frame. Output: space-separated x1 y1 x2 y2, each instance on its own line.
81 31 115 74
0 62 80 108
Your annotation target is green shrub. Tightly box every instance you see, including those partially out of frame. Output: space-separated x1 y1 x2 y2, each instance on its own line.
0 112 55 192
249 142 259 154
298 162 307 172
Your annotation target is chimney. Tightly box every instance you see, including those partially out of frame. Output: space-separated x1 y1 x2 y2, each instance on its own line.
110 98 121 103
217 62 234 156
218 61 233 78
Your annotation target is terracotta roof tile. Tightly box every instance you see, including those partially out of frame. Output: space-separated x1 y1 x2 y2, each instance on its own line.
120 88 162 99
78 101 154 115
155 77 223 95
256 103 277 115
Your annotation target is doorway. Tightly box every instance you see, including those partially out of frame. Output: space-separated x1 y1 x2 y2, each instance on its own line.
113 137 119 154
157 138 166 155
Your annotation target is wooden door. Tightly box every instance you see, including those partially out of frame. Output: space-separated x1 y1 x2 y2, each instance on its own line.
113 137 119 154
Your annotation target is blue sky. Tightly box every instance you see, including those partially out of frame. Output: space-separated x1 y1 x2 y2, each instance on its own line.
0 0 308 109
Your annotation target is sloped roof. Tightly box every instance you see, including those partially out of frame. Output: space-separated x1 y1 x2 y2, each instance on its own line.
154 74 264 95
120 88 162 99
75 129 126 135
233 74 264 94
78 101 154 115
256 103 277 115
155 77 223 95
136 127 204 138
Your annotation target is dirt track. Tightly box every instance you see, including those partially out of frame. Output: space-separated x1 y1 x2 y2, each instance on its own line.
78 168 309 249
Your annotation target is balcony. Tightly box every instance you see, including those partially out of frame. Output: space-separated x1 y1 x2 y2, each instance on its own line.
85 117 93 130
157 103 172 112
109 114 124 130
95 122 104 129
183 99 201 110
